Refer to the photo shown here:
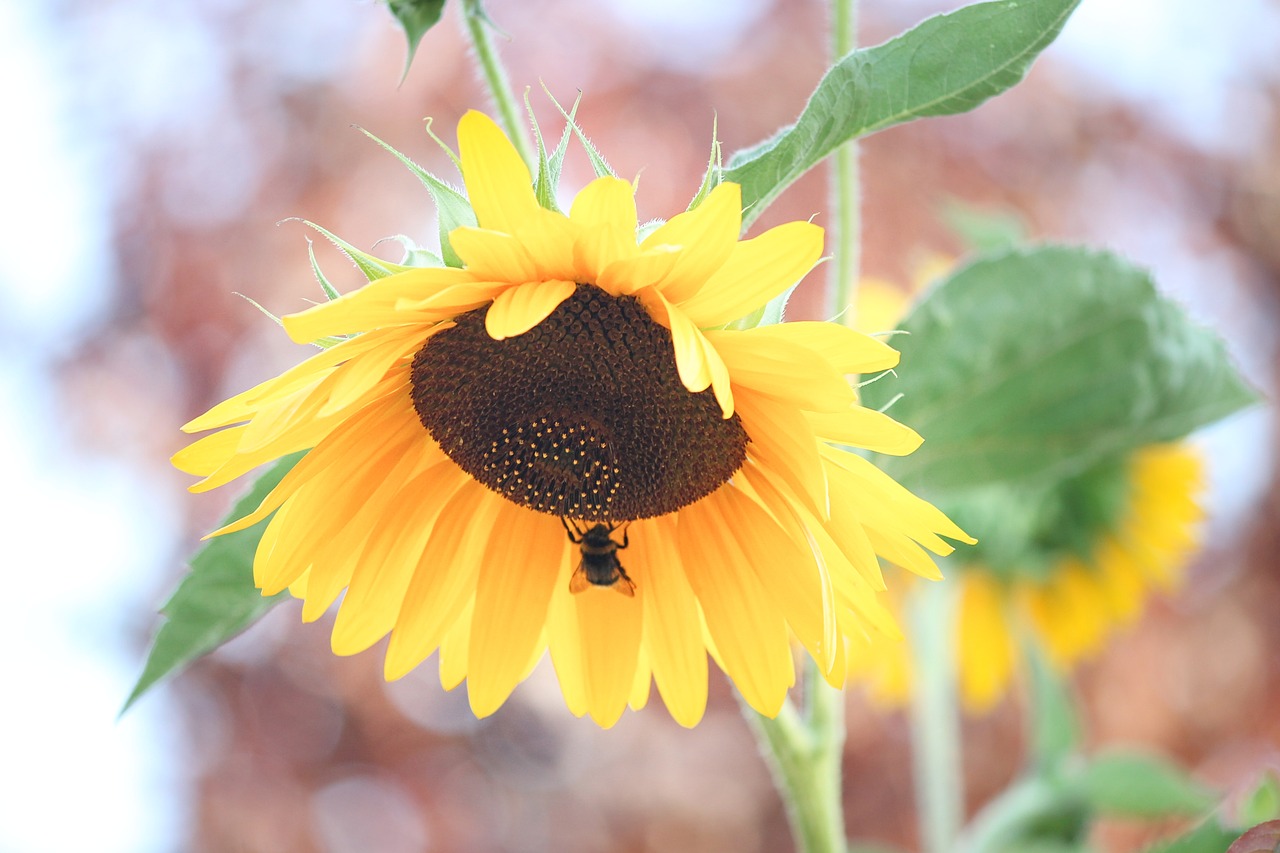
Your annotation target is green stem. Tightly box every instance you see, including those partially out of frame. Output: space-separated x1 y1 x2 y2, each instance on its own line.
908 579 965 853
743 660 848 853
827 0 861 323
460 0 535 168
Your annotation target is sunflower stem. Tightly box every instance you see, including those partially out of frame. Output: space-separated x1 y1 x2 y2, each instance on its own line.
827 0 861 323
461 0 535 169
743 664 848 853
908 578 966 853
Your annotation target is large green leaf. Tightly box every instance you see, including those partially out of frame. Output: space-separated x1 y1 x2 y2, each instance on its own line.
725 0 1081 228
1077 751 1217 819
860 247 1257 496
123 453 302 712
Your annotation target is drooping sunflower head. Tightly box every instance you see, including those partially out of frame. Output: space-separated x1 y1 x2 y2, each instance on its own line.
174 111 973 727
848 443 1205 713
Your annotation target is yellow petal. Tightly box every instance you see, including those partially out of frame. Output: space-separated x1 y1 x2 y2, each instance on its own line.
546 564 589 719
597 246 680 297
705 329 854 413
806 407 923 456
735 387 828 519
484 280 577 340
675 220 824 327
172 426 246 477
642 182 741 304
466 504 566 717
574 574 643 728
457 110 541 236
742 322 901 374
633 516 708 728
448 227 540 283
330 458 469 655
711 486 835 674
383 483 499 680
677 489 795 717
281 266 469 343
639 288 734 417
570 175 638 234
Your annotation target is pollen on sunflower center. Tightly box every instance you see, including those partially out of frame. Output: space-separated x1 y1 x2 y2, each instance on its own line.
410 285 749 522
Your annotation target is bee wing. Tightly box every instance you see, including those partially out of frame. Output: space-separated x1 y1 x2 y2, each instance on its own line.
569 563 594 595
610 575 636 598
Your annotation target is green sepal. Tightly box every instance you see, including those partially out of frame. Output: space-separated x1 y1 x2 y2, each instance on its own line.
545 89 616 178
384 0 448 84
379 234 445 268
859 246 1259 498
296 219 414 282
687 115 723 212
528 89 580 213
1075 751 1217 819
123 453 304 713
307 237 342 301
357 127 477 268
725 0 1081 228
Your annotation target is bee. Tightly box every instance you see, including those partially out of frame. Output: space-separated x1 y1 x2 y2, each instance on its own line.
561 517 635 597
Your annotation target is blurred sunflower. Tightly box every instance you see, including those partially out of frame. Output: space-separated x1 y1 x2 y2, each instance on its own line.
847 279 1205 713
174 111 971 728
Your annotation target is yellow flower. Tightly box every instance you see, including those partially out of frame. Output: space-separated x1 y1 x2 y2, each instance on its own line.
173 111 971 728
847 278 1205 713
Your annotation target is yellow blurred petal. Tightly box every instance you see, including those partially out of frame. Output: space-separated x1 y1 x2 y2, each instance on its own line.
457 110 542 236
955 575 1016 712
484 280 577 340
675 220 824 327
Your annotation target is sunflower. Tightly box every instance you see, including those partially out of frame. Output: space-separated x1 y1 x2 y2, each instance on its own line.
173 111 972 728
846 279 1205 712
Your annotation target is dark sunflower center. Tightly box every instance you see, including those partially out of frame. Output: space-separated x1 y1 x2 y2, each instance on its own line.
410 285 749 522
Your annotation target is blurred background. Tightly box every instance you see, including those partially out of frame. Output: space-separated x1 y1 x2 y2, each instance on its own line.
2 0 1277 850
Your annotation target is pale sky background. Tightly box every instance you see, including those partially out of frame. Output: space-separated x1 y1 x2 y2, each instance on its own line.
0 1 1274 850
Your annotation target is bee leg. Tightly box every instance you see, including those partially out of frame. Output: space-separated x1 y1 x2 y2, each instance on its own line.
560 515 582 543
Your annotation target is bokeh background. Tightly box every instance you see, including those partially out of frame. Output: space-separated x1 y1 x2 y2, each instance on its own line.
3 0 1277 851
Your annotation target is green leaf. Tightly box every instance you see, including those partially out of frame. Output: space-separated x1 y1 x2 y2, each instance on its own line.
1025 639 1081 770
384 0 448 83
357 127 477 268
941 197 1029 253
1238 773 1280 828
123 453 303 712
1143 817 1242 853
725 0 1081 228
1077 751 1217 819
860 246 1258 496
